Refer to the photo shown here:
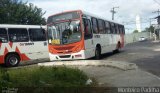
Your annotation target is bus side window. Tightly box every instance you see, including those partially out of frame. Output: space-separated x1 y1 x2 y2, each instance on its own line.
8 28 29 42
29 28 46 41
122 26 125 34
118 25 122 34
105 21 110 34
115 24 119 34
83 19 92 40
110 23 114 34
98 19 105 34
119 25 125 34
91 17 99 34
114 24 117 34
102 20 106 34
0 28 8 43
118 25 121 34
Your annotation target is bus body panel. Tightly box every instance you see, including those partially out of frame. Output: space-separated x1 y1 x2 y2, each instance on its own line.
84 39 95 58
0 41 49 64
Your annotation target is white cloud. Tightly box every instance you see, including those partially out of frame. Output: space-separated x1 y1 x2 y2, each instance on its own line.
26 0 160 32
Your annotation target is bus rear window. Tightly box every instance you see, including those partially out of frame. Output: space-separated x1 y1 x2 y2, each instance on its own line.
47 12 80 23
0 28 8 43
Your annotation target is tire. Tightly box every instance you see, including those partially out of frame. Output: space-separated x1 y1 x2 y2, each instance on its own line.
95 47 101 60
5 54 20 67
113 49 120 53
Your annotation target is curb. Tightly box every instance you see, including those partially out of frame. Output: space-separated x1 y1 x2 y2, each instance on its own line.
38 60 138 71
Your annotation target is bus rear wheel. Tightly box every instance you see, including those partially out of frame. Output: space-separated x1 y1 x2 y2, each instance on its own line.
95 47 101 60
5 54 20 67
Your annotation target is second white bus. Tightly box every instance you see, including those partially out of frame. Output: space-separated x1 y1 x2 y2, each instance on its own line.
0 24 49 67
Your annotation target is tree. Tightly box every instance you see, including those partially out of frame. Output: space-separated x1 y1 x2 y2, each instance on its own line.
148 26 154 33
133 30 138 33
142 26 154 33
0 0 46 25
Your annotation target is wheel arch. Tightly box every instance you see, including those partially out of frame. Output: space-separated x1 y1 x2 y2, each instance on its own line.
117 41 121 49
96 44 101 52
5 52 21 62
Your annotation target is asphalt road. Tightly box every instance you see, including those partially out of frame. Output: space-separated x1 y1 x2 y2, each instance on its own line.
101 40 160 77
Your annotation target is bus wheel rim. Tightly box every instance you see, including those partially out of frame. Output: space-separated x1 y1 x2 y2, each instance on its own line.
9 56 18 65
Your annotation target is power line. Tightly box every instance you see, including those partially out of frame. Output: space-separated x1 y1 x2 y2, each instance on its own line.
152 9 160 16
153 0 160 6
124 22 150 25
123 20 152 25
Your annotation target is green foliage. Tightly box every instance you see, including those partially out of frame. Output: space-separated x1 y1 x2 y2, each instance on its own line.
142 26 154 33
0 0 46 25
0 66 88 87
133 30 139 33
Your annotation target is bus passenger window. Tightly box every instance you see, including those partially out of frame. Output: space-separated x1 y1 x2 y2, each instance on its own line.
105 21 111 34
115 24 119 34
29 28 46 41
0 28 8 43
119 25 122 34
98 19 105 34
110 23 115 34
117 25 120 34
91 18 99 34
119 25 125 34
122 26 125 34
83 19 92 40
8 28 29 42
114 24 117 34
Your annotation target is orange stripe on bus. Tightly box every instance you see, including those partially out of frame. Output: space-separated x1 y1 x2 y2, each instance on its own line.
21 54 30 61
15 46 30 61
0 55 4 64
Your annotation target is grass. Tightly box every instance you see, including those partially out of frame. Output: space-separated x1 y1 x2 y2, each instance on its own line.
0 66 92 92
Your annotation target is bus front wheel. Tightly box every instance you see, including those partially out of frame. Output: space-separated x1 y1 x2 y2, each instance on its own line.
95 47 101 60
5 54 20 67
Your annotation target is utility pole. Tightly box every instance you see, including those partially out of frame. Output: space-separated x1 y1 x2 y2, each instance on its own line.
152 9 160 16
110 7 119 20
149 18 152 39
152 9 160 41
149 18 155 39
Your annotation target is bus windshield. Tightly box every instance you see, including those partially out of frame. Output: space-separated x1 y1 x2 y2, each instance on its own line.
48 20 81 45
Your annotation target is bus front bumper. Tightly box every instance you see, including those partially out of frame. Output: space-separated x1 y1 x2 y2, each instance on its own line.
49 50 86 61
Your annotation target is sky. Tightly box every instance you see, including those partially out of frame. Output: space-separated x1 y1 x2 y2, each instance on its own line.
25 0 160 33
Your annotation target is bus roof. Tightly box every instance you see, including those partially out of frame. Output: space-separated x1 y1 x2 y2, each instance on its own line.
0 24 46 29
48 10 124 25
81 10 123 25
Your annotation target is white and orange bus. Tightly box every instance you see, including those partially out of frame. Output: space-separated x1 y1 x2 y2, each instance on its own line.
47 10 125 61
0 24 49 67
